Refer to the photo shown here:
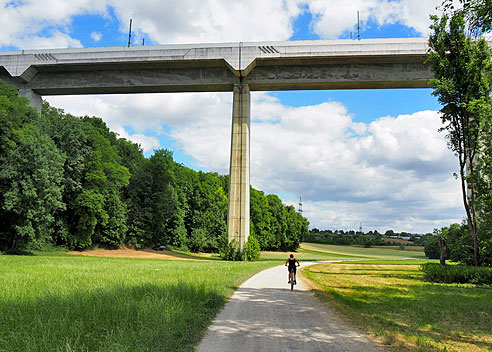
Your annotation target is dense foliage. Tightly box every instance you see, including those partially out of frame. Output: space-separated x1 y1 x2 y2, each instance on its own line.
421 262 492 285
424 223 492 266
0 81 308 253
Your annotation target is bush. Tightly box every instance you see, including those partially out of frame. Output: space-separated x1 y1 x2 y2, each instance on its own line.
421 263 492 285
244 234 261 261
219 240 244 261
424 236 442 259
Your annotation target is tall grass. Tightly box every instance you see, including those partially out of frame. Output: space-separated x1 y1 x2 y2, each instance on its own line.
0 254 274 352
302 262 492 352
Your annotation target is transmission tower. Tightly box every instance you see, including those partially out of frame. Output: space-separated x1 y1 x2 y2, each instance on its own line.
298 196 303 215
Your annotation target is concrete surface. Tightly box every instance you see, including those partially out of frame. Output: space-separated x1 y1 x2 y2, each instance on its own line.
0 38 434 95
227 85 250 248
196 263 383 352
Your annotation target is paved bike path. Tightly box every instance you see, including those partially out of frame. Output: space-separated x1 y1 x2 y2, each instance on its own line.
196 263 383 352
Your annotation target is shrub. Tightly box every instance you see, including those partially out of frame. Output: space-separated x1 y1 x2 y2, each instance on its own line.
219 240 244 261
424 236 442 259
244 234 261 261
421 263 492 285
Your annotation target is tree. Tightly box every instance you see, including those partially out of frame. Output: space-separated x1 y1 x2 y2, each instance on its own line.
443 0 492 34
427 10 492 265
385 230 395 236
0 124 65 250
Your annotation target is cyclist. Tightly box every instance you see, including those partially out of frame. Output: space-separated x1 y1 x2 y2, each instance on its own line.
285 254 300 284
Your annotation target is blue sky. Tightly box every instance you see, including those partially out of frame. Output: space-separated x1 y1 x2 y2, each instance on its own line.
0 0 462 233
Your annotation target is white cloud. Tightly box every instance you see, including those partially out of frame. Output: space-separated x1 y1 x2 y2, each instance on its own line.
0 0 461 50
0 0 106 48
107 0 301 44
113 126 160 153
305 0 444 39
90 31 102 42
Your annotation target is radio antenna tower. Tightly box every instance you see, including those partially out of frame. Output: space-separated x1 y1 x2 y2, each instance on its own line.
298 196 303 215
359 222 363 234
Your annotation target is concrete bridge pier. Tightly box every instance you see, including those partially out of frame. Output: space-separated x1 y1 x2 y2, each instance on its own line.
18 89 42 113
227 84 250 250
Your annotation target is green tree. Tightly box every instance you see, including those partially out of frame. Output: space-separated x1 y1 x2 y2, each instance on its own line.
427 10 492 265
69 121 130 248
0 124 65 250
244 234 261 261
443 0 492 34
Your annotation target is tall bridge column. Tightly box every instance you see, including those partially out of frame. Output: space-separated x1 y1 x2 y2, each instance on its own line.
18 89 42 113
227 84 250 250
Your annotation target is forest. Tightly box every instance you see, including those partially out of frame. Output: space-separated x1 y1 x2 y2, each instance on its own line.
0 80 309 254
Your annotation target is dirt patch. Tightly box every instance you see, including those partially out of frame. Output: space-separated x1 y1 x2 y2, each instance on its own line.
67 248 199 260
381 237 412 244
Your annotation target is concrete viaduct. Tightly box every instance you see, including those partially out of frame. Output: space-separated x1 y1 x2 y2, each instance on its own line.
0 37 433 249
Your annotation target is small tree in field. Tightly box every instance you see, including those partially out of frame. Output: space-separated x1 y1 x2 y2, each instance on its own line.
427 10 492 266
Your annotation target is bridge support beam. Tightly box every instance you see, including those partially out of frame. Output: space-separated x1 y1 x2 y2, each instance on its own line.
227 84 250 250
18 89 42 113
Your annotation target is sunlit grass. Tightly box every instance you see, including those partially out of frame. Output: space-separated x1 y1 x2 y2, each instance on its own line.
0 253 276 352
302 263 492 352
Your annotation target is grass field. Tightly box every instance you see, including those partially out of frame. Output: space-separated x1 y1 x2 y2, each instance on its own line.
0 243 450 352
301 261 492 352
0 253 275 352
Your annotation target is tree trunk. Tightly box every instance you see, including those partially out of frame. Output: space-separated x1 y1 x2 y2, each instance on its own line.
439 237 447 266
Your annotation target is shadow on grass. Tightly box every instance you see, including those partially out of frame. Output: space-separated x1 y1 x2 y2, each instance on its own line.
0 283 226 352
310 281 492 351
1 249 35 255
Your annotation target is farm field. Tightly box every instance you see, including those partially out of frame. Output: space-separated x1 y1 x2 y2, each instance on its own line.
300 242 427 260
301 262 492 352
0 253 275 352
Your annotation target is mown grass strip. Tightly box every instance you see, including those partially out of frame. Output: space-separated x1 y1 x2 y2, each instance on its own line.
301 263 492 352
0 254 276 352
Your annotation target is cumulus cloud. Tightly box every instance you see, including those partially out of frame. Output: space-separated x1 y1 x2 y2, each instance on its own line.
306 0 444 38
113 127 160 153
1 0 457 50
90 31 102 42
0 0 106 48
108 0 301 43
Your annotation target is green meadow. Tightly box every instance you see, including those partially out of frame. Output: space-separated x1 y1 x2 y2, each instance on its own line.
302 260 492 352
0 253 275 352
4 243 482 352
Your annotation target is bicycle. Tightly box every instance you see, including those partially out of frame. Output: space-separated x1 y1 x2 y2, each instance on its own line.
289 269 296 291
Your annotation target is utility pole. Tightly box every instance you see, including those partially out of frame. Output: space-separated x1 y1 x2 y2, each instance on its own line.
357 11 361 40
128 19 132 47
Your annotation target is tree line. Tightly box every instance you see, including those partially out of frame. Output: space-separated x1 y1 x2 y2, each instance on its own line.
304 229 427 248
0 80 308 254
